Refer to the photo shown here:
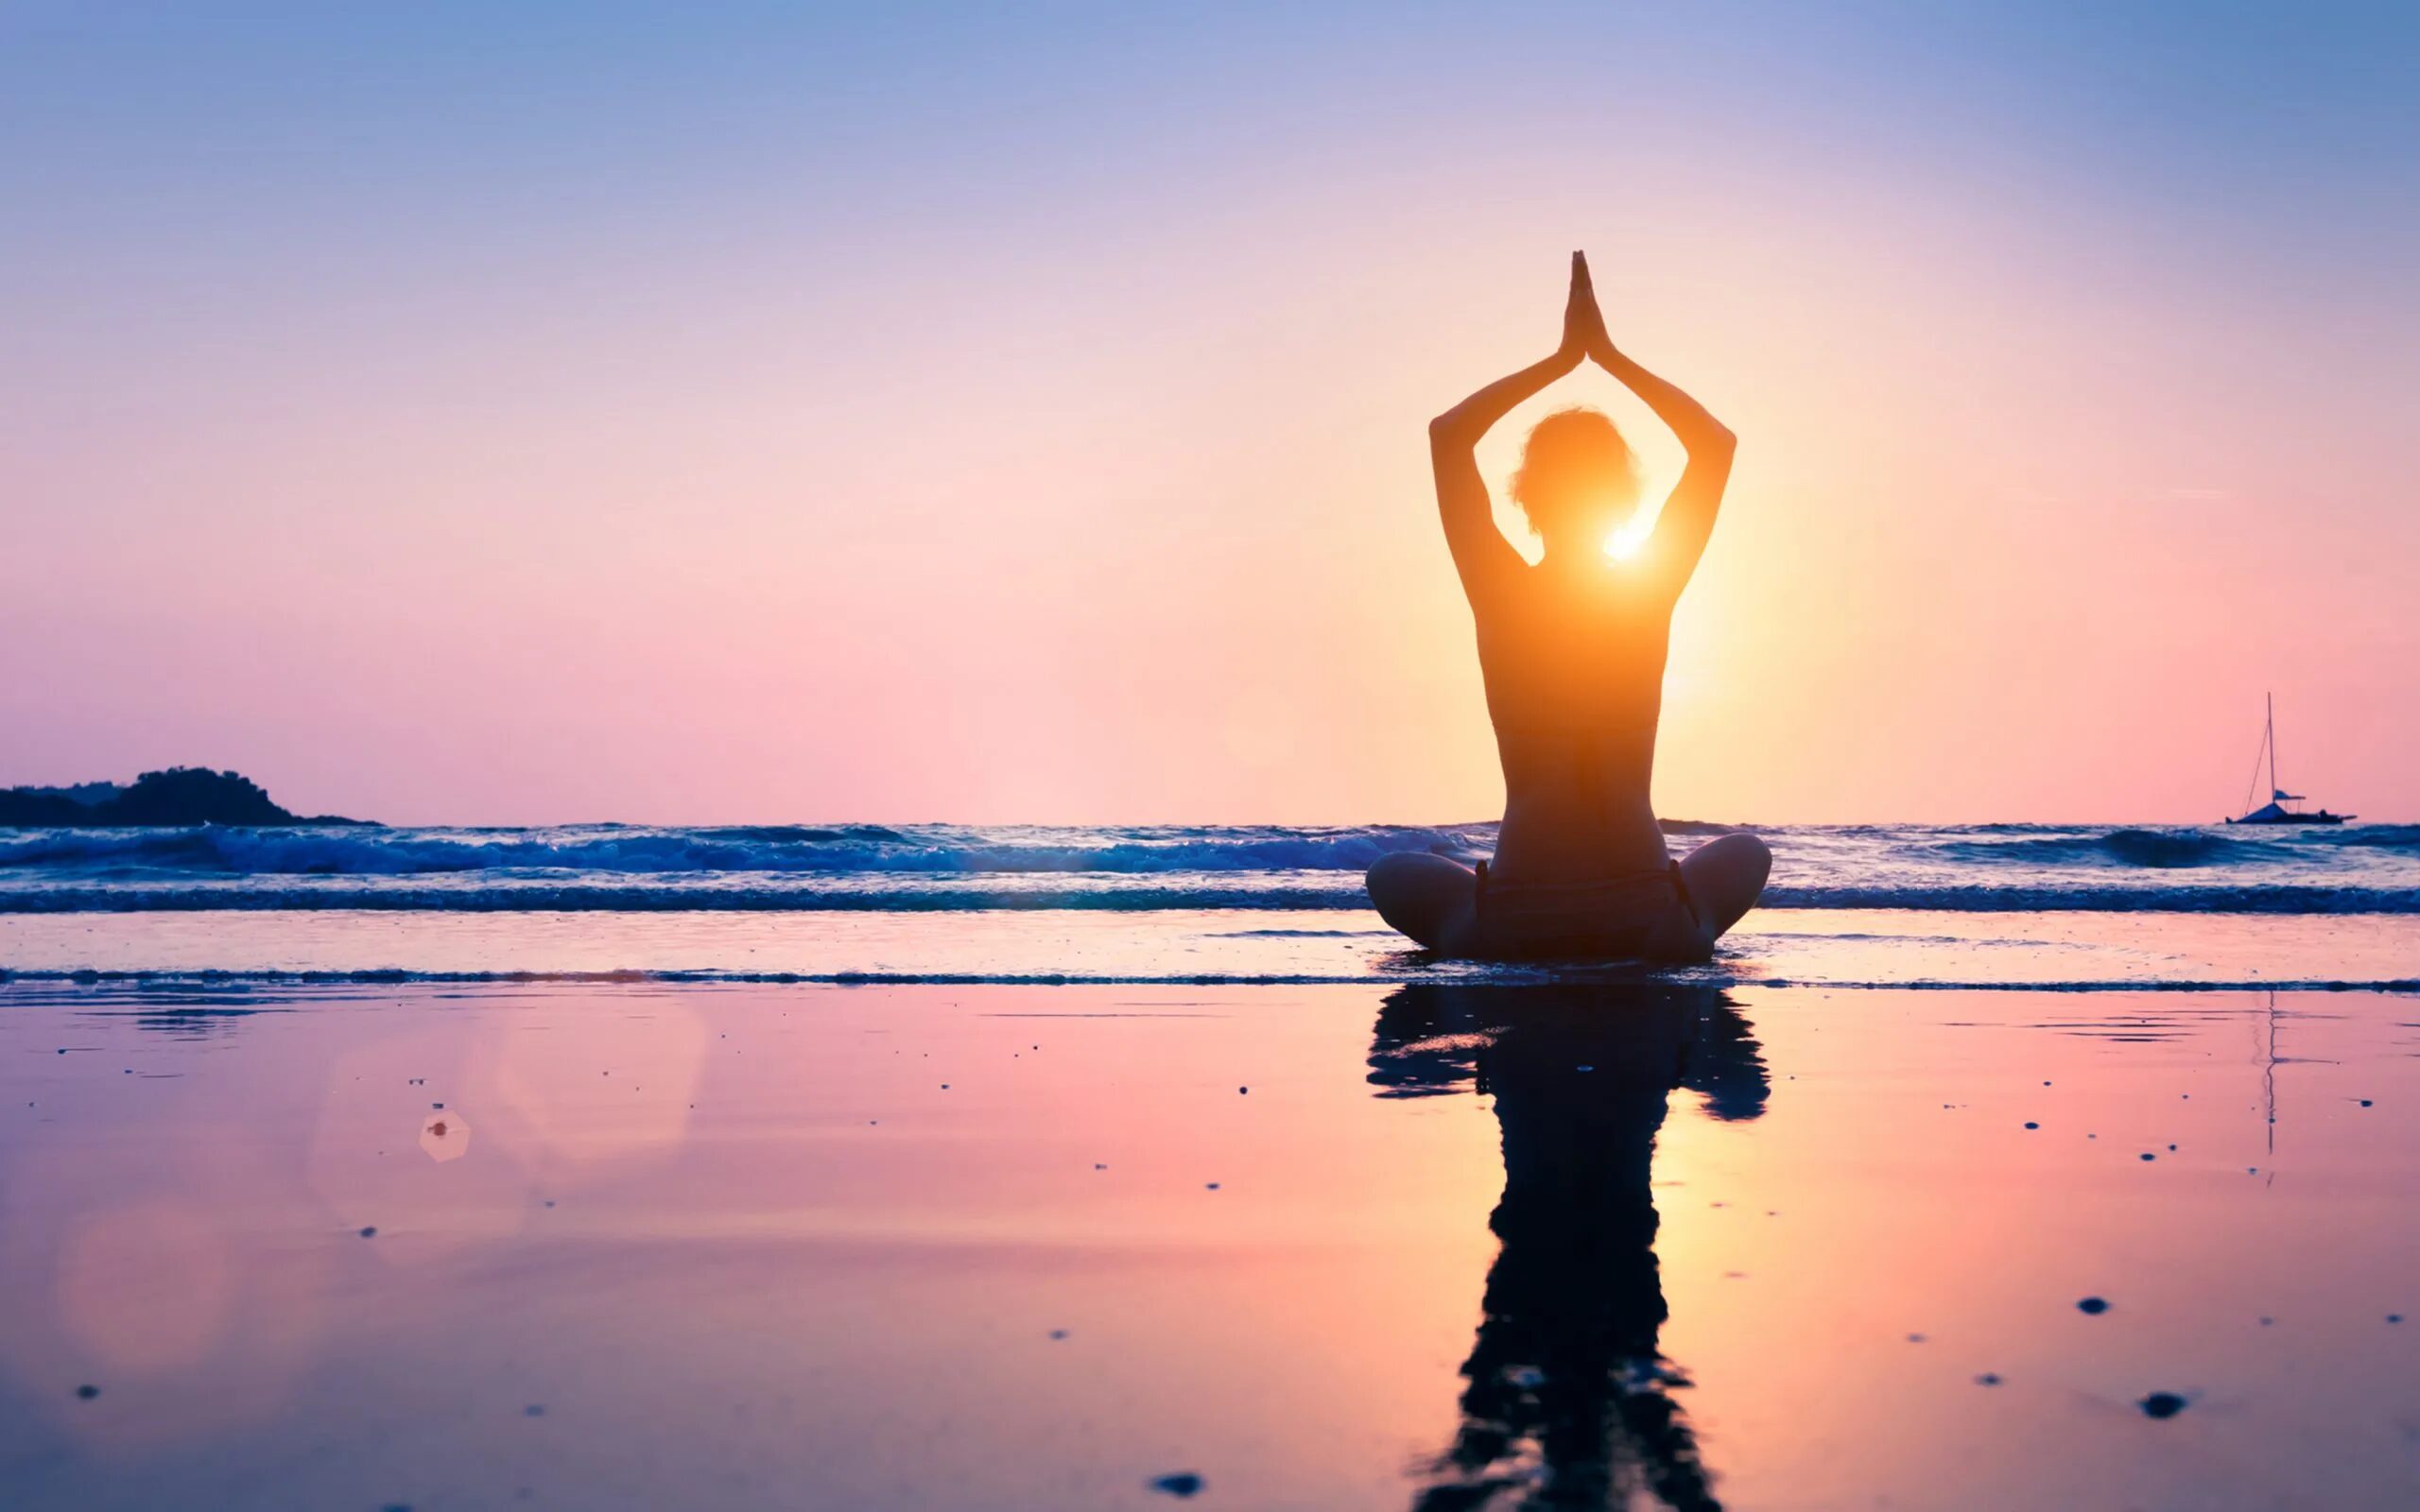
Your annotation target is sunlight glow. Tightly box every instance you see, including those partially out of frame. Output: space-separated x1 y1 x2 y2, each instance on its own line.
1604 513 1653 561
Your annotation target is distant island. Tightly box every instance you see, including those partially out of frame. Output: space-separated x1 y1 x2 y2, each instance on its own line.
0 767 369 828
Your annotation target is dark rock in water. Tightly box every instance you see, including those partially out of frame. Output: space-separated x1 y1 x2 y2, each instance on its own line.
2078 1297 2110 1314
1974 1373 2002 1386
358 1226 377 1239
2138 1391 2187 1419
0 767 368 828
524 1403 545 1418
2023 1122 2039 1130
75 1383 100 1400
1150 1472 1204 1498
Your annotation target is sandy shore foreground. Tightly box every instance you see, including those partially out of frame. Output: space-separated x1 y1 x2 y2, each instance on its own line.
1 977 2411 1509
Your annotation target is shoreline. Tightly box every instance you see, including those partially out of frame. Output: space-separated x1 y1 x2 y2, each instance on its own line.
6 905 2415 992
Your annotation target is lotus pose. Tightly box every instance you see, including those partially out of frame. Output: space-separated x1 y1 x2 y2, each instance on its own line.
1367 252 1770 961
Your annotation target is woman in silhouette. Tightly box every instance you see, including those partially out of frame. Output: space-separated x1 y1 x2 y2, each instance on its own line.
1368 253 1769 961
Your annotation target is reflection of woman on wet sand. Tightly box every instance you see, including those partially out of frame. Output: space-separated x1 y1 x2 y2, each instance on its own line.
1368 984 1768 1511
1368 253 1768 962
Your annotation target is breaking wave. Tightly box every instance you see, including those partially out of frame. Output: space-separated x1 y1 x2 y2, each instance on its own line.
0 822 1487 877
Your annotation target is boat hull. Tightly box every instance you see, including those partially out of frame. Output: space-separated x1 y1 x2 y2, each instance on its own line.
2225 813 2349 826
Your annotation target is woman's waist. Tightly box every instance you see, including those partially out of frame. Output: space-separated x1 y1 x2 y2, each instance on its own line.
1490 795 1669 884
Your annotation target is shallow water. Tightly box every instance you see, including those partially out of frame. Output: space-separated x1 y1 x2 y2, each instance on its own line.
4 904 2416 991
2 976 2411 1509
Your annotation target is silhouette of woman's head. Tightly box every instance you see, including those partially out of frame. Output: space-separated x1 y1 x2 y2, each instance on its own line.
1512 406 1640 551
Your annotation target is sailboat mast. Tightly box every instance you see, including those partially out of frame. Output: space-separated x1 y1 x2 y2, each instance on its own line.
2268 692 2279 798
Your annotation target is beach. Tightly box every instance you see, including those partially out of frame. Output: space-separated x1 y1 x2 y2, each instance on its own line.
2 824 2415 1508
13 2 2418 1504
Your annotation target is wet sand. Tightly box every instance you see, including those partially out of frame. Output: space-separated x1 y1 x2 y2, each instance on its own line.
0 978 2411 1509
5 905 2416 988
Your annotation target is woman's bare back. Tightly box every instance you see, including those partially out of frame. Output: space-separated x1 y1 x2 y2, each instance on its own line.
1477 561 1676 884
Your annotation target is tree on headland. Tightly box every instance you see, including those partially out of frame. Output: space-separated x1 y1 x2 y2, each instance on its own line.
0 767 365 827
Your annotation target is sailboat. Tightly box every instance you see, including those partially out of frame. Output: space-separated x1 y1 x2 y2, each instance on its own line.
2226 694 2350 825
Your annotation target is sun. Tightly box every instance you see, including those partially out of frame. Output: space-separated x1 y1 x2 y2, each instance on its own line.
1603 512 1653 561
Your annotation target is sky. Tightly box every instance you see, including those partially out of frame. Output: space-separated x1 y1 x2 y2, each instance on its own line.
5 2 2415 826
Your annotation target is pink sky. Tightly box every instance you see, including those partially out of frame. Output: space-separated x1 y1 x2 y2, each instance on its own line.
6 9 2413 825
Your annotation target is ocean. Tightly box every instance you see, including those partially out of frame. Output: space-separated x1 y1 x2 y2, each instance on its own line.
3 820 2415 990
6 819 2418 915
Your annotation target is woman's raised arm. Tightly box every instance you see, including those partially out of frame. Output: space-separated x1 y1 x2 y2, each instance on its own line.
1588 297 1736 598
1427 253 1600 597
